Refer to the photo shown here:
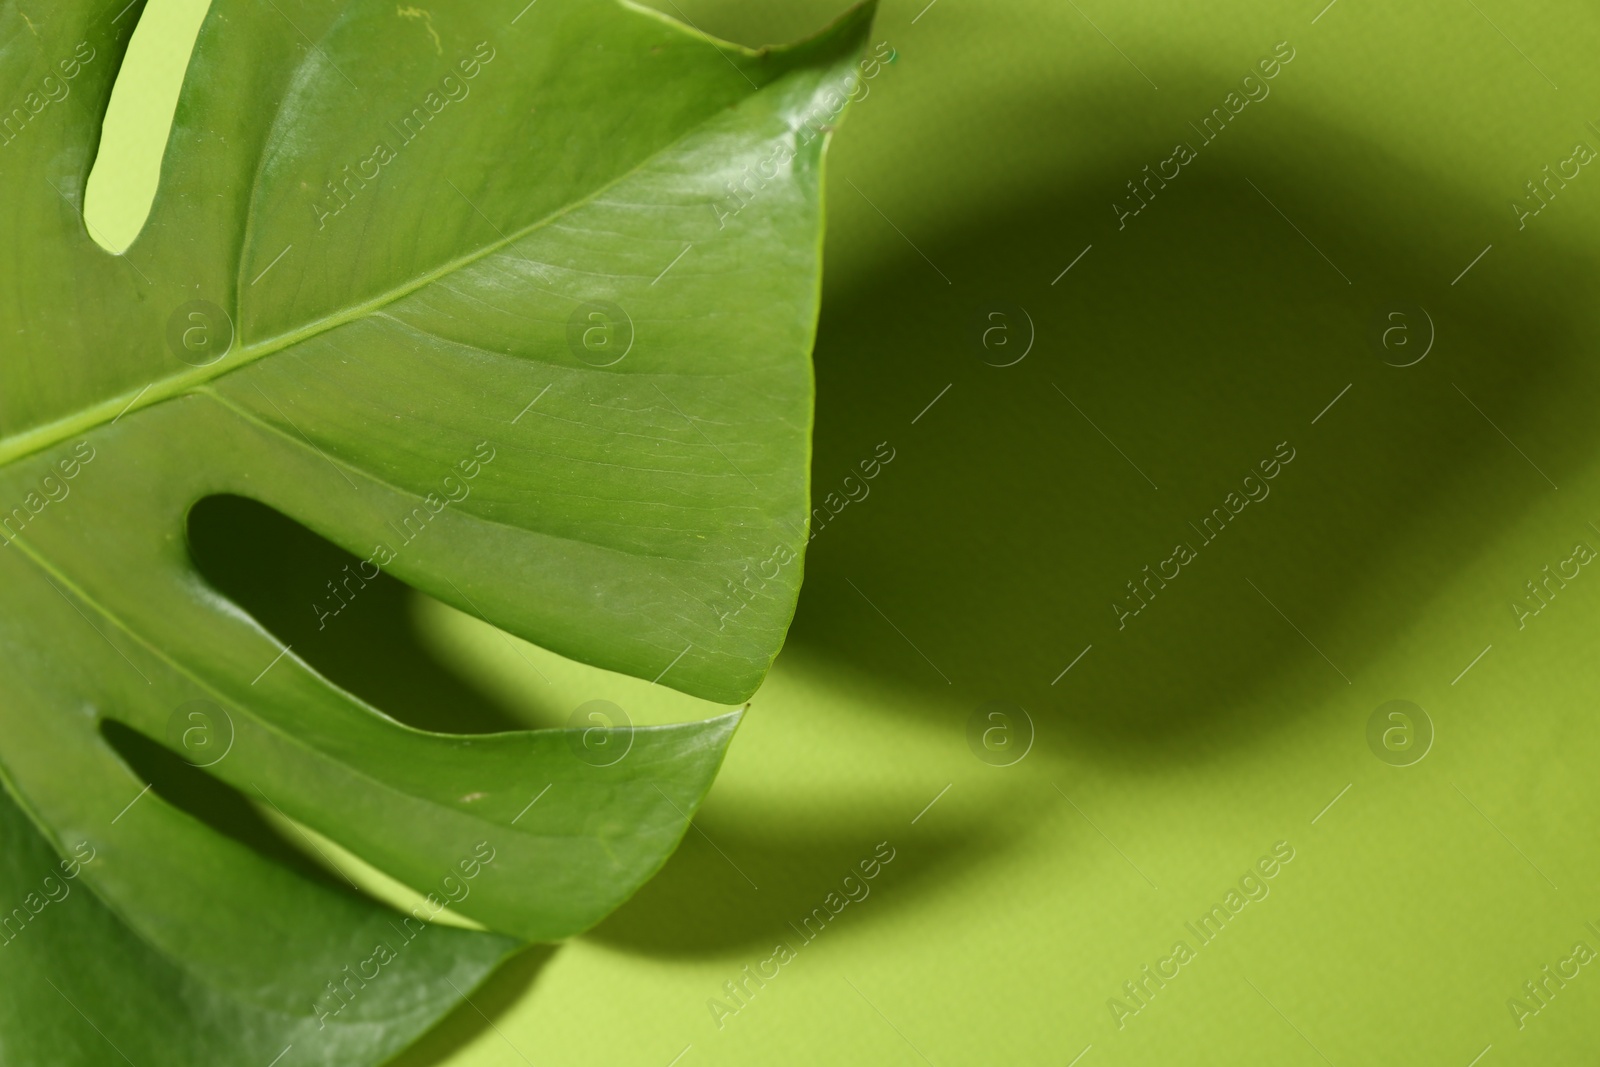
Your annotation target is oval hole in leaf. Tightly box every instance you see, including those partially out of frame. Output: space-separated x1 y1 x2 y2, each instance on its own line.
81 0 210 253
185 494 535 734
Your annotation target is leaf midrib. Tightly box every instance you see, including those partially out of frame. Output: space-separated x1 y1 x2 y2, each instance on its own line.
0 81 777 471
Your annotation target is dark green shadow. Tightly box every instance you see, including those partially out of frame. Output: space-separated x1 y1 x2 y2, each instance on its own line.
786 95 1599 768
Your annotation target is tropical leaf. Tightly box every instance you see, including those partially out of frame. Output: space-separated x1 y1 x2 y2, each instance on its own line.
0 0 872 1062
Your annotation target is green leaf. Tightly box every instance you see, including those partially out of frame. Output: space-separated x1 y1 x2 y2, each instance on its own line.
0 0 873 1063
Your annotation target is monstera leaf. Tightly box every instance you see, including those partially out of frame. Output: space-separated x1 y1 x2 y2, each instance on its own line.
0 0 871 1062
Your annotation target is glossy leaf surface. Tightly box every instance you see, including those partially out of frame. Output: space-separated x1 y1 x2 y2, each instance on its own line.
0 0 871 1062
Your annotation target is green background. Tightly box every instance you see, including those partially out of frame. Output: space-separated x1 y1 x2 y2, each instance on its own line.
94 0 1600 1062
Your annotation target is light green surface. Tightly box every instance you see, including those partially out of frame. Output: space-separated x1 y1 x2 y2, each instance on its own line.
94 0 1600 1063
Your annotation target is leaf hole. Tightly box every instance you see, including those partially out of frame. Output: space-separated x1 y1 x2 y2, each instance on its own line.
185 494 531 735
82 0 210 254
